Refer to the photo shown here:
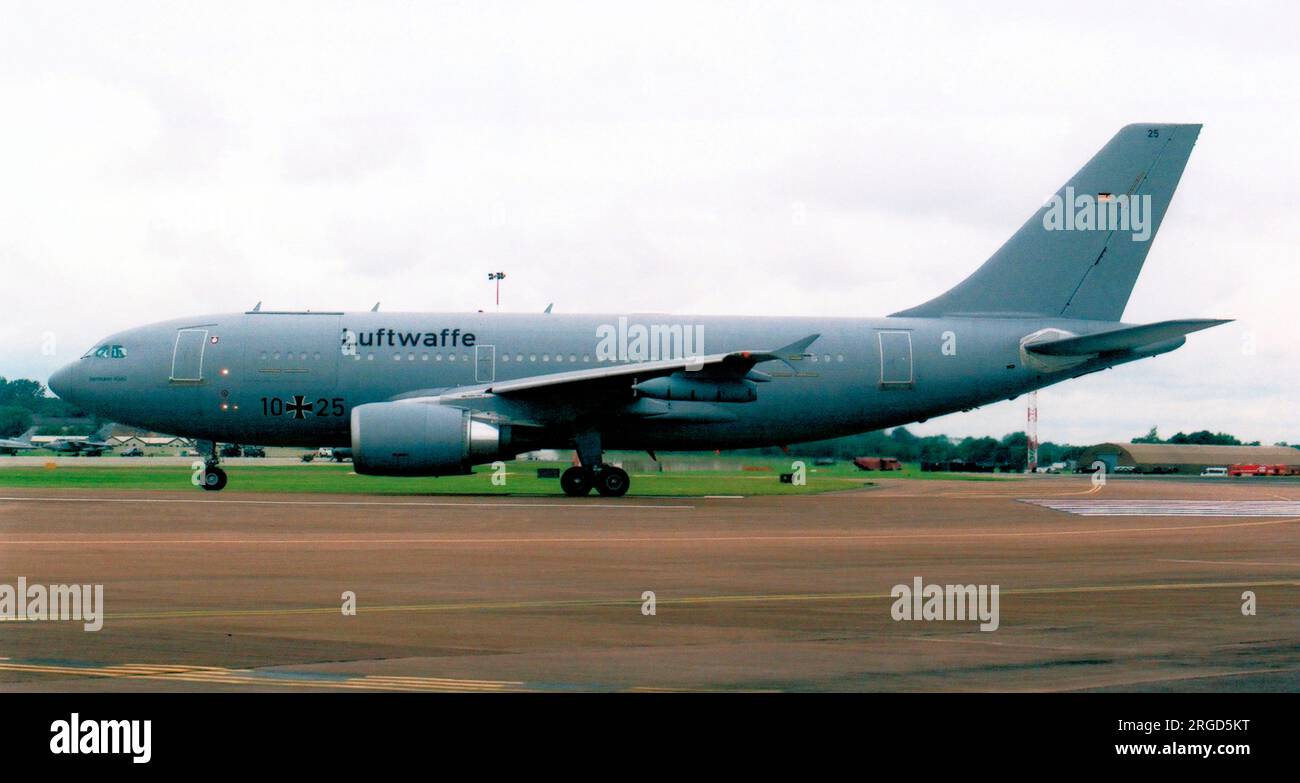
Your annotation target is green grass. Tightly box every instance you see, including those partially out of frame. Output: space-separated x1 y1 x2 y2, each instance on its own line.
0 456 1016 496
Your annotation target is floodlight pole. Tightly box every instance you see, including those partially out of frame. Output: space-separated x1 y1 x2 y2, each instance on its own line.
488 272 506 310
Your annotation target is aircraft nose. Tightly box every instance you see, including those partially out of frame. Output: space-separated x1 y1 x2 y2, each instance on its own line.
48 362 79 402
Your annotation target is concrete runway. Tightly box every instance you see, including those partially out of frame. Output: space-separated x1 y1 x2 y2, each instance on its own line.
2 477 1298 692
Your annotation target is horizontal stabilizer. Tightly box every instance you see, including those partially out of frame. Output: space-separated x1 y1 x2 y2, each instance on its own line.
1024 319 1230 356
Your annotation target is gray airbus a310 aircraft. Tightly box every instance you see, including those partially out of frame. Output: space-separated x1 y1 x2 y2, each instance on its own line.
49 123 1225 496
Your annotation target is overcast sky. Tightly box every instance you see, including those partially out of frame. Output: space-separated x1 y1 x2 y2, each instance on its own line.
1 2 1296 445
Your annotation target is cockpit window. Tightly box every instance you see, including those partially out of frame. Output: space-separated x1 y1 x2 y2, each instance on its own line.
86 344 127 359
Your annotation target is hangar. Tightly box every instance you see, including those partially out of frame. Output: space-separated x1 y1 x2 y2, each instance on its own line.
1077 443 1300 475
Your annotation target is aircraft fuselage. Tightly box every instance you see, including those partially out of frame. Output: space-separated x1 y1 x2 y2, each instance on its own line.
50 310 1166 452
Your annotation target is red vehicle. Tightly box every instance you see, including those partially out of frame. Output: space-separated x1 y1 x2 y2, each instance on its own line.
1228 464 1299 476
853 456 901 471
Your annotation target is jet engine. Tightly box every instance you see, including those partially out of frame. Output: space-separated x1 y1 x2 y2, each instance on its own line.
350 402 509 476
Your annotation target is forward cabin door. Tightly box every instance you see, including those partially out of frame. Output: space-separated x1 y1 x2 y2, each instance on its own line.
170 328 208 382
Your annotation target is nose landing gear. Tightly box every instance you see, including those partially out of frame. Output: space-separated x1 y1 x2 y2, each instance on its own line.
194 440 228 491
200 464 228 491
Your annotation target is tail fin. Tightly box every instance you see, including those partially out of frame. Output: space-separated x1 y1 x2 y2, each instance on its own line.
17 426 38 443
893 123 1201 320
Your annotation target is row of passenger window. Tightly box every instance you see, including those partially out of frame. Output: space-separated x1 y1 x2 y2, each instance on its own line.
264 351 849 364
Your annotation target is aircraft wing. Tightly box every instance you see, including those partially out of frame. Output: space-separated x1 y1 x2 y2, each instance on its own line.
1023 319 1230 356
401 334 820 425
476 333 818 397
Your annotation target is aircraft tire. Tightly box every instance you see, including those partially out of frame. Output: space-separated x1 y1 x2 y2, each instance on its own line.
560 466 592 496
594 466 630 497
201 466 228 492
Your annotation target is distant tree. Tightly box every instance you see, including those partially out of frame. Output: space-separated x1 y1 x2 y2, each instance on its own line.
1167 430 1241 446
0 405 33 437
1033 441 1086 464
917 435 957 464
0 378 47 409
1131 426 1162 444
956 436 1000 465
998 431 1029 470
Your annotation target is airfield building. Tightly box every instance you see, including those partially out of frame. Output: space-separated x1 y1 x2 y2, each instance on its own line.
1078 443 1300 475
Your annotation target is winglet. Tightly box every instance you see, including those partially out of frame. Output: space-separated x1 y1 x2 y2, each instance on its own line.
772 333 820 359
735 333 820 371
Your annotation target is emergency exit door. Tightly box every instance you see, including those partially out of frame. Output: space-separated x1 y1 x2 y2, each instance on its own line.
475 345 496 383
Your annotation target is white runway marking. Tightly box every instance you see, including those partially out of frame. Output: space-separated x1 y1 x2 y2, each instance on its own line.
0 495 693 511
1024 499 1300 517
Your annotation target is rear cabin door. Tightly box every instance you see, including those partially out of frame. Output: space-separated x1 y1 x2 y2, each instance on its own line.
876 330 914 389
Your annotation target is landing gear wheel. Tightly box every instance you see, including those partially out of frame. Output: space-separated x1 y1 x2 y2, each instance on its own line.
594 466 630 497
201 466 228 492
560 466 592 497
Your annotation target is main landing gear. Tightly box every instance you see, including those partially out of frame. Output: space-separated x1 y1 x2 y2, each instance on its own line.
560 464 630 497
560 431 630 497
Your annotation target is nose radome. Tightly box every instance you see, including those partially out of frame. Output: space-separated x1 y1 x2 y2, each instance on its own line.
48 362 78 401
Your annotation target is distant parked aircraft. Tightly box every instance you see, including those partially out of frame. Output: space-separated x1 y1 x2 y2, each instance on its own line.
0 427 39 455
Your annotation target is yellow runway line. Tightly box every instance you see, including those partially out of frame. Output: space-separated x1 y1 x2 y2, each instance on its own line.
8 578 1293 625
0 662 525 692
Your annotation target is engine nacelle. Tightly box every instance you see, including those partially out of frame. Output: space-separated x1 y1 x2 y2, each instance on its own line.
350 402 507 476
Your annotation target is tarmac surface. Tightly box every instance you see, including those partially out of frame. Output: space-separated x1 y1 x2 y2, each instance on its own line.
2 476 1298 692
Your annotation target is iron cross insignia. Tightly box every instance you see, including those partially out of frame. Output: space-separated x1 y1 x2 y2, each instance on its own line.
285 395 311 419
